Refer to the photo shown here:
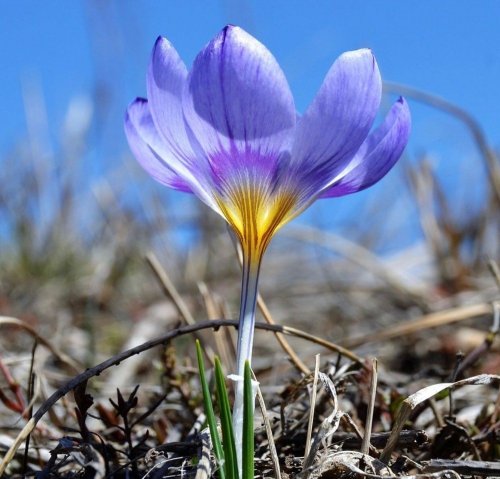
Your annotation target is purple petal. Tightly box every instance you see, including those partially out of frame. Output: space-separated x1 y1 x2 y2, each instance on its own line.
290 49 382 189
124 98 193 192
125 98 224 214
320 97 411 198
182 25 296 183
147 36 198 169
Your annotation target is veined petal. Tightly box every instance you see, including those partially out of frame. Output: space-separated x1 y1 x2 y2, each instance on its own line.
124 98 192 192
125 98 222 213
290 49 382 190
147 36 200 172
182 25 296 181
320 97 411 198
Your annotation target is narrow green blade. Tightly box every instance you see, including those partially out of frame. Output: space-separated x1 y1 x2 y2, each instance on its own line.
242 361 254 479
214 357 238 479
196 340 225 479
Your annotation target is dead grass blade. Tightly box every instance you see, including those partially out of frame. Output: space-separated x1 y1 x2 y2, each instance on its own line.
257 293 311 375
145 252 196 326
253 371 281 479
342 303 492 349
302 372 342 477
380 373 500 463
304 354 320 461
361 358 378 455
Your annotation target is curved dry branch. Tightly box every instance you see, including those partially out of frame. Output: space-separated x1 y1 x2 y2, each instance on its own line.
0 319 363 475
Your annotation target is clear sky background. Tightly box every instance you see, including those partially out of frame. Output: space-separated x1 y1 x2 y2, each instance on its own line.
1 1 499 252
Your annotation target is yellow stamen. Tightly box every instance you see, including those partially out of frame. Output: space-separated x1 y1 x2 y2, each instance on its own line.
216 181 297 259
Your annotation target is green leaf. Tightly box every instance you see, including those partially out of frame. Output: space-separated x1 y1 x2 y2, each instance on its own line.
196 340 225 479
214 357 238 479
242 361 254 479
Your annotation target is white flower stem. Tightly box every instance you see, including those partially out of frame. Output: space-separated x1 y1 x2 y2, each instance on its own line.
235 256 261 378
232 252 261 477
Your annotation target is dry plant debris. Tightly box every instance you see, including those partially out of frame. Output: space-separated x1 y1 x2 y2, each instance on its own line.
0 293 498 478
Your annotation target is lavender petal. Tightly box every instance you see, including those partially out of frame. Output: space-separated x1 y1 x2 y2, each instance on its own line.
147 36 200 173
124 98 193 192
290 49 382 191
182 25 296 183
321 97 411 197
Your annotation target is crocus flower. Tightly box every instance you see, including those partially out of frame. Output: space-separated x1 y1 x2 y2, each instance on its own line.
125 25 410 380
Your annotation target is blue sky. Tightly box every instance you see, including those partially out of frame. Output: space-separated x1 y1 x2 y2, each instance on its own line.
2 1 499 250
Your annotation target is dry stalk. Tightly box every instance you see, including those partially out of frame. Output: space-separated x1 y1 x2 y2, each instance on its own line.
253 370 282 479
257 293 311 374
361 358 377 455
304 354 320 461
342 303 492 348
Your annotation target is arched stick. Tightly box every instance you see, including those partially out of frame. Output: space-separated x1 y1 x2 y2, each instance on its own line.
0 319 363 475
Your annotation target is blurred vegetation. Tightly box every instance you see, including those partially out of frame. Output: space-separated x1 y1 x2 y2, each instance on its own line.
0 26 499 478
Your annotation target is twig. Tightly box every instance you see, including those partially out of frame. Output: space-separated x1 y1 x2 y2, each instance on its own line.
0 319 363 475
